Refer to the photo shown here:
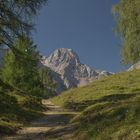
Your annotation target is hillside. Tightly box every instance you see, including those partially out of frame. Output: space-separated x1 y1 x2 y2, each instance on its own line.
0 81 44 136
52 70 140 140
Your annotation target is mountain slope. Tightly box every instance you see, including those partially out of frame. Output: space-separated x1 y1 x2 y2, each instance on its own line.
52 70 140 140
41 48 112 93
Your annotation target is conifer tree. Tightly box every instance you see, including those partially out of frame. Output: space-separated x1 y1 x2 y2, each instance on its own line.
39 67 56 97
2 36 43 96
0 0 47 49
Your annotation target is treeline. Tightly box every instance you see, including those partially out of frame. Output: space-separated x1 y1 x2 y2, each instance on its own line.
0 0 56 135
1 36 56 98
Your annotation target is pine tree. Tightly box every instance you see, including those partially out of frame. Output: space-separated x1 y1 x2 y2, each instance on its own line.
39 67 56 98
0 0 47 49
2 36 43 96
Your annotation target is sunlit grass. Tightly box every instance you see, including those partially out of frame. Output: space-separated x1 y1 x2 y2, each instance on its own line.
52 70 140 139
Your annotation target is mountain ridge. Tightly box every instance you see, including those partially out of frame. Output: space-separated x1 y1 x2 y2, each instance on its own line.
41 48 113 93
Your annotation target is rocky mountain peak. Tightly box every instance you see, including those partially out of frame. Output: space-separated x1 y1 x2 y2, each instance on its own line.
43 48 80 69
41 48 113 93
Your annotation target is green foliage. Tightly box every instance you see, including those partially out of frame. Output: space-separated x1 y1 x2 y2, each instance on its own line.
52 70 140 140
113 0 140 64
0 0 47 48
0 0 50 136
0 121 20 135
39 67 56 98
0 37 55 135
1 36 43 96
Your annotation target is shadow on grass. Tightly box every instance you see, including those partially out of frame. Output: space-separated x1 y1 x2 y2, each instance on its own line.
0 93 44 136
1 110 76 140
64 93 138 111
31 113 75 127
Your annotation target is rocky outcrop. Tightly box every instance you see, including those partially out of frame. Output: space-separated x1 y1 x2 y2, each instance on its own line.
128 61 140 71
41 48 113 93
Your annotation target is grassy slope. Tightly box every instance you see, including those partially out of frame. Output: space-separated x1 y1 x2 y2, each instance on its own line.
52 70 140 140
0 85 44 136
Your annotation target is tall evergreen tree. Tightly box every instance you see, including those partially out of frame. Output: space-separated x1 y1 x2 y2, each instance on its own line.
39 67 56 97
2 36 43 96
113 0 140 64
0 0 47 49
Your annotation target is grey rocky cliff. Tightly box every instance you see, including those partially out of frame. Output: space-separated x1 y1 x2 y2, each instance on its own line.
41 48 113 93
128 61 140 71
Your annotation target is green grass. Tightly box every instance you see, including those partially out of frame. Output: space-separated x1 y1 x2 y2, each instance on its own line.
71 95 140 140
52 70 140 140
0 85 45 136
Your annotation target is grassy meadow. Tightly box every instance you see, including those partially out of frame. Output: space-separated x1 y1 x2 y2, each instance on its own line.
52 70 140 140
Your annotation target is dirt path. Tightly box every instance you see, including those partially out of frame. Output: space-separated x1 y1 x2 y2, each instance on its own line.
3 100 78 140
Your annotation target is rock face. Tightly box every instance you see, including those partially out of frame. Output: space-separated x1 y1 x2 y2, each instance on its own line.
128 61 140 71
41 48 112 93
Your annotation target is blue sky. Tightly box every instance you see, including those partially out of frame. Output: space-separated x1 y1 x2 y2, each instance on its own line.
32 0 128 72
